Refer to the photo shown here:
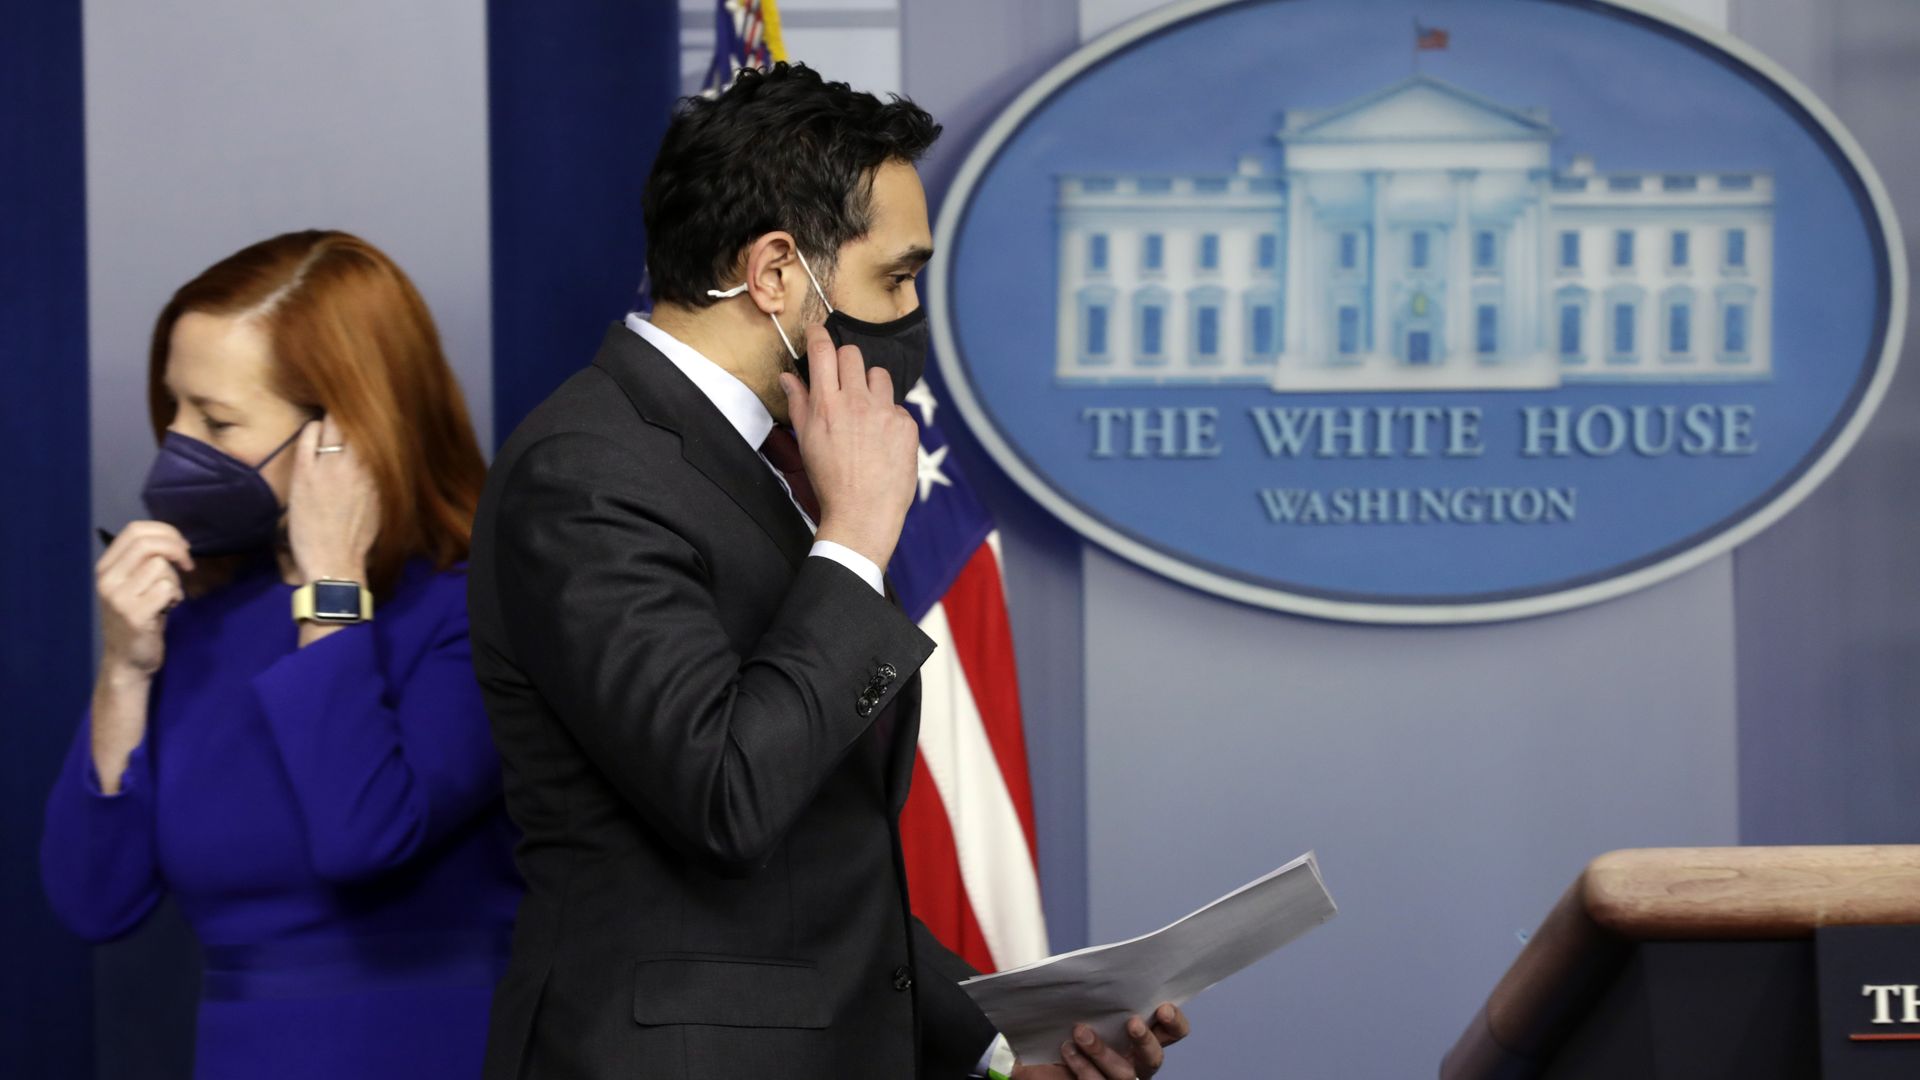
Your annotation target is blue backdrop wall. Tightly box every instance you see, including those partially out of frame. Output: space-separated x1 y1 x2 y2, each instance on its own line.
6 1 1915 1077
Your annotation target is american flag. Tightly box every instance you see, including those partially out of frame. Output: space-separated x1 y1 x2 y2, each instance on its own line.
892 380 1050 973
703 0 787 95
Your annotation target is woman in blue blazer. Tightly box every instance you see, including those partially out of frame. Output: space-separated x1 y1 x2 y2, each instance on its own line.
41 231 521 1079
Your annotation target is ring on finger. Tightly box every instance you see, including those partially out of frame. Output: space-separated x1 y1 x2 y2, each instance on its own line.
315 443 346 455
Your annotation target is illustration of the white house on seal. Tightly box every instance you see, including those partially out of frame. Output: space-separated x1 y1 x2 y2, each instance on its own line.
1053 75 1774 390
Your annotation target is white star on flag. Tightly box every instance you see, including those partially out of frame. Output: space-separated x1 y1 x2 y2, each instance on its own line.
905 380 939 427
916 443 953 503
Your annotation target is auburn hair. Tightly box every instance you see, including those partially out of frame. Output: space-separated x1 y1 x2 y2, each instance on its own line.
148 230 485 599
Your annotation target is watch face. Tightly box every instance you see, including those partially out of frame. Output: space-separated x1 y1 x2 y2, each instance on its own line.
312 581 362 619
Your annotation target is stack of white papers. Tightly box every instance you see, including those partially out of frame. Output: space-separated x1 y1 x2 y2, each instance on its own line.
959 851 1338 1064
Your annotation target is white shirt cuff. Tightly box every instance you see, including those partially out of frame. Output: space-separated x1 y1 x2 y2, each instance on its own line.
975 1034 1016 1079
807 540 884 594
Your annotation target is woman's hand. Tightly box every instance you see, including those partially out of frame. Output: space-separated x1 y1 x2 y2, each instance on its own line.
287 415 380 586
96 521 193 679
92 521 192 792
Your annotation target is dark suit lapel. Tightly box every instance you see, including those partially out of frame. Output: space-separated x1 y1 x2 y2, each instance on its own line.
597 322 917 799
591 322 813 568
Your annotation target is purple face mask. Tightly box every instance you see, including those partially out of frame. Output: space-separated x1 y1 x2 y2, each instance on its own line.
139 427 303 556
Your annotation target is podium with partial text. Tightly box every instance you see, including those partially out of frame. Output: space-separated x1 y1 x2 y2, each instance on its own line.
1442 846 1920 1080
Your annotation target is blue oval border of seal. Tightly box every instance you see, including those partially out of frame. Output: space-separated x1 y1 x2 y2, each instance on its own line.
930 0 1907 624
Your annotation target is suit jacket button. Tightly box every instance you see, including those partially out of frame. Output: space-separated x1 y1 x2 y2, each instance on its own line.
877 663 897 682
857 696 877 717
892 966 913 992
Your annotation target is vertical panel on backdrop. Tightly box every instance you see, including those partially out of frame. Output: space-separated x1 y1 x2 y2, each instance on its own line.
0 4 95 1075
487 0 682 445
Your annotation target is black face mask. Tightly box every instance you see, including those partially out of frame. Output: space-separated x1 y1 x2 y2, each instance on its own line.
817 304 928 405
706 247 929 405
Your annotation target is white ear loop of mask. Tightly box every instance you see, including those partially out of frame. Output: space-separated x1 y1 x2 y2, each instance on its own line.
705 249 833 360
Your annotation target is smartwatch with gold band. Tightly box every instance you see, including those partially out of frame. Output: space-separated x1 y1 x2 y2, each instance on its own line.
291 579 373 624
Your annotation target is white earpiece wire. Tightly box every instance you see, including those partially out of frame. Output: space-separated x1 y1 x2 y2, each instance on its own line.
704 246 830 361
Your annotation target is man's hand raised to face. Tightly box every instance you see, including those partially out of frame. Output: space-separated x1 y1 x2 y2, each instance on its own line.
782 323 921 570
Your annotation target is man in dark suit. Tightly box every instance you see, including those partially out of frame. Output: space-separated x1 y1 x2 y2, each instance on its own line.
468 64 1189 1079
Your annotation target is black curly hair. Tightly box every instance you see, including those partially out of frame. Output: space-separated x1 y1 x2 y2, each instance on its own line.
641 63 943 308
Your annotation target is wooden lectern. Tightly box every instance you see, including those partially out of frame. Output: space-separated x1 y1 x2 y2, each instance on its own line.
1441 846 1920 1079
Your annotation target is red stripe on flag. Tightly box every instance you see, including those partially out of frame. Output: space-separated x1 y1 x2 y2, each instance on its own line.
937 545 1040 862
900 751 997 972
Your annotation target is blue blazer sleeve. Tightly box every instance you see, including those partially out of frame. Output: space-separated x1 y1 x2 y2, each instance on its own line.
40 715 167 942
249 572 502 883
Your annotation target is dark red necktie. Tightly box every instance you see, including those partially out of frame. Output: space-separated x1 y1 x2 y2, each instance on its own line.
758 425 821 524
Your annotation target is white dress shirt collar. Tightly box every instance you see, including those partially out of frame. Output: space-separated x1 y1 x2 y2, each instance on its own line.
624 313 774 453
